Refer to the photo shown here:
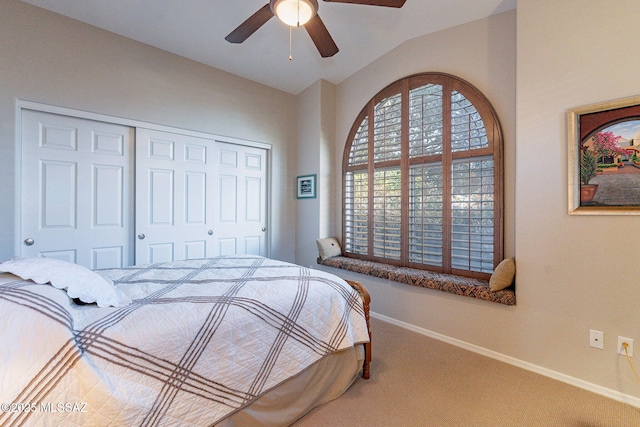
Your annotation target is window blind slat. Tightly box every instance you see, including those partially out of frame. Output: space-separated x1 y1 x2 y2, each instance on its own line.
451 91 488 152
409 84 443 158
349 117 369 166
373 94 403 162
409 163 443 266
450 157 495 273
344 171 369 255
373 168 402 260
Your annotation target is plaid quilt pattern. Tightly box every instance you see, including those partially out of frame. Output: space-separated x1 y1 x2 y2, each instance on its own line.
0 256 369 426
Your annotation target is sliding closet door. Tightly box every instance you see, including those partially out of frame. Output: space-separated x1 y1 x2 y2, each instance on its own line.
214 141 268 256
20 110 134 269
135 128 216 263
20 111 269 268
135 130 269 263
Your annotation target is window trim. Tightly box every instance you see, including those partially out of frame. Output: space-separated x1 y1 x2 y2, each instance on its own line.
342 72 504 280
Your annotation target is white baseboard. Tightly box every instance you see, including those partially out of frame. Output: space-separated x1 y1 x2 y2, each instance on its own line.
371 311 640 408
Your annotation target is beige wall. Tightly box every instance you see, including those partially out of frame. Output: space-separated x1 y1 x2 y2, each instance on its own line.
0 0 297 262
323 1 640 404
295 80 337 268
516 0 640 400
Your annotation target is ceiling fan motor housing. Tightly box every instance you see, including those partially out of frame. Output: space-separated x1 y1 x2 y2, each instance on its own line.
270 0 319 27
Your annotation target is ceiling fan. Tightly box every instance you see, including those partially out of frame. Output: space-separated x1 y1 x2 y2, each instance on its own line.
225 0 407 58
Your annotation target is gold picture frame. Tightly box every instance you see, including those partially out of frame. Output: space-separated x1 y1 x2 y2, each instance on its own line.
568 95 640 215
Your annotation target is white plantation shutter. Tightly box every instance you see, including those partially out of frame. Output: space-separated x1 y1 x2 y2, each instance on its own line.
344 170 369 255
345 115 370 256
451 90 488 152
409 163 443 266
349 117 369 166
374 94 402 161
450 157 495 273
409 84 443 158
373 168 402 260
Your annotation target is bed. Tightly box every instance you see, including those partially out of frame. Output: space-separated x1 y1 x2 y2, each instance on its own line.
0 255 371 426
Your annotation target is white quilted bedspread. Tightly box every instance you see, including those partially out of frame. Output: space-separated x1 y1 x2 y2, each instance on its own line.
0 256 369 426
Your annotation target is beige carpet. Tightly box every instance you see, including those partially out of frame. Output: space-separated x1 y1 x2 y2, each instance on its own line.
294 317 640 427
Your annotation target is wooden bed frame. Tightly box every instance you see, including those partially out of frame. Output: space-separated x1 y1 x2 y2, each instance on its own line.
345 279 371 379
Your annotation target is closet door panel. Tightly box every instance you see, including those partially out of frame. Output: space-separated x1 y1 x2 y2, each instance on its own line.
135 129 215 264
21 110 133 269
41 160 77 228
214 142 268 256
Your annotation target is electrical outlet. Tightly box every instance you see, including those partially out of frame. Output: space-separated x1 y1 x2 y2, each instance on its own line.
589 329 604 349
617 336 633 357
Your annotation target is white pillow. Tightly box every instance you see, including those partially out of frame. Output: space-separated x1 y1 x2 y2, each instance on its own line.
316 237 342 260
0 257 131 308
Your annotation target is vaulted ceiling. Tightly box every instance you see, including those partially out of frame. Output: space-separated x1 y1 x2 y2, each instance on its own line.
21 0 516 95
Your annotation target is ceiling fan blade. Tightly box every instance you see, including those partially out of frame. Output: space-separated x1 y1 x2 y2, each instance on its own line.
225 4 274 44
323 0 406 7
305 14 339 58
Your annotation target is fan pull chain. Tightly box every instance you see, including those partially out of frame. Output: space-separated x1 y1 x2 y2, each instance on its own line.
289 26 293 60
290 0 301 60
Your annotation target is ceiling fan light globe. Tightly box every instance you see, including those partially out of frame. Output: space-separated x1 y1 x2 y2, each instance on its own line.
273 0 317 27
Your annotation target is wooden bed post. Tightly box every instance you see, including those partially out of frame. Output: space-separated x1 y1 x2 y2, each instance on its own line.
345 280 371 379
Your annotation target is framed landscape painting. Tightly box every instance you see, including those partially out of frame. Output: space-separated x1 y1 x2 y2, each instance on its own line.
568 95 640 215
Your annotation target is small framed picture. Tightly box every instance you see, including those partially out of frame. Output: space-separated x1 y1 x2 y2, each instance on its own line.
296 174 316 199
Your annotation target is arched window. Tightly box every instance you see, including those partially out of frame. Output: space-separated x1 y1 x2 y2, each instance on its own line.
342 73 503 280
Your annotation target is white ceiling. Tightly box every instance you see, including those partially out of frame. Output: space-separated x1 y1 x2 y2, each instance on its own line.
21 0 516 95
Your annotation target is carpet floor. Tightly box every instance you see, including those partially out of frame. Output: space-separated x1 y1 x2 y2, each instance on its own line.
294 317 640 426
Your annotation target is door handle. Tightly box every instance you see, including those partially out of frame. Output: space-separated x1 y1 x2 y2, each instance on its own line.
137 233 146 240
24 238 34 246
262 227 266 232
208 230 214 236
